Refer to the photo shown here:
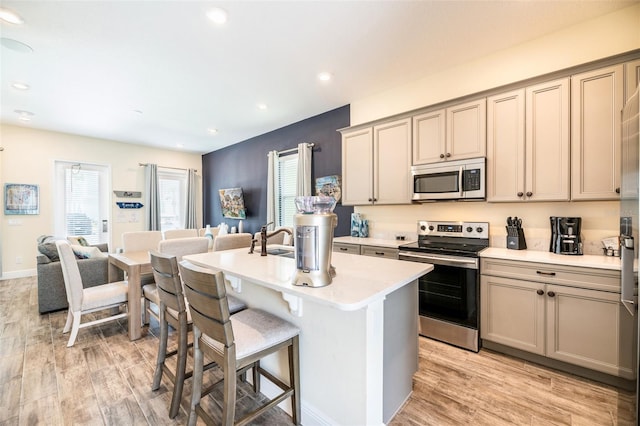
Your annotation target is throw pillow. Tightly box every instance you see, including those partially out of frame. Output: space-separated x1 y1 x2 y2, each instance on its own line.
67 236 89 246
70 244 107 259
37 242 60 262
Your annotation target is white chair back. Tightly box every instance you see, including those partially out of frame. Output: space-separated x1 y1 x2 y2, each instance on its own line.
122 231 162 252
212 233 253 251
158 237 209 261
164 229 198 239
56 240 84 311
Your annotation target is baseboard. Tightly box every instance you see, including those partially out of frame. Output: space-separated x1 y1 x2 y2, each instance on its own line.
482 340 637 391
0 268 36 280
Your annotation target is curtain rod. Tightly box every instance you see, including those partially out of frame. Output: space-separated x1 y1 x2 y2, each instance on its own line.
139 163 197 173
272 143 315 156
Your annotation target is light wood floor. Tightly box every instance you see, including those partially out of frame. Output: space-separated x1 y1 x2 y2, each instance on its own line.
1 276 636 425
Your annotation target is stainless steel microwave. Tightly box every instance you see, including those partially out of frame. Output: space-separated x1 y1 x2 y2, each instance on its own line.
412 157 486 201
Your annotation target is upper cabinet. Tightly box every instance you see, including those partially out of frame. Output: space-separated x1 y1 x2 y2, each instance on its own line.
626 59 640 101
413 98 486 165
487 78 570 202
341 118 412 206
571 64 624 201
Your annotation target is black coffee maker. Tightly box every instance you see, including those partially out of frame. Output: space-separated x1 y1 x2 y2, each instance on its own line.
550 217 583 255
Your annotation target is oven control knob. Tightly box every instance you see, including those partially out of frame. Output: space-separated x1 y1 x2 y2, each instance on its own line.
466 226 473 233
476 227 483 233
420 224 427 231
428 225 434 231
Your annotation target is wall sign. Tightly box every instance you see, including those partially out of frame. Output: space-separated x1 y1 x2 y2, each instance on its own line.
116 202 144 209
114 190 141 198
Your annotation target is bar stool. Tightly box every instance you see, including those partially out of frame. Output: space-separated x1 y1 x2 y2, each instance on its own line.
178 260 301 426
149 251 246 418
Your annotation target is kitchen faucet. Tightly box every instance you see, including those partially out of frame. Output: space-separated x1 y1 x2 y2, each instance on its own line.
249 223 293 256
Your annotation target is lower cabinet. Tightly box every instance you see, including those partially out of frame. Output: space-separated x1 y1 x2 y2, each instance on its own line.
481 258 636 379
333 242 399 259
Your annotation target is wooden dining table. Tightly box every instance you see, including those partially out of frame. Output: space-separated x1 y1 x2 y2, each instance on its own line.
108 250 152 340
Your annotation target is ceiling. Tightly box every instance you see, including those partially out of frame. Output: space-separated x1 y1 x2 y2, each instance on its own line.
0 1 636 154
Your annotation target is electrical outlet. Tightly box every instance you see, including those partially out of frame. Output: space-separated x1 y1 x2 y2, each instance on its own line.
15 256 22 264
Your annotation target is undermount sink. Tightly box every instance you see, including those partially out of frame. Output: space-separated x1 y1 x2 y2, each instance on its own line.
266 245 295 258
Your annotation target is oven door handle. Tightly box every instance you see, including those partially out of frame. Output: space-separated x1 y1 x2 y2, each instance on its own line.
399 252 478 269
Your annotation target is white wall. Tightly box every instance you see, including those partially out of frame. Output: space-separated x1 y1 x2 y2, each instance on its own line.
0 124 202 278
349 5 640 254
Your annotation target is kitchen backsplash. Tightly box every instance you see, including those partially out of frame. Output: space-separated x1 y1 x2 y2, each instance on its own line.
353 200 619 256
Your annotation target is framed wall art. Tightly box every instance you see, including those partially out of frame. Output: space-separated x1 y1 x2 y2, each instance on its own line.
219 187 247 219
4 183 39 215
315 175 341 202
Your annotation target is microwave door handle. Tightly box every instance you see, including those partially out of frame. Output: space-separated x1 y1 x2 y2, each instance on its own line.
621 236 635 316
459 166 464 197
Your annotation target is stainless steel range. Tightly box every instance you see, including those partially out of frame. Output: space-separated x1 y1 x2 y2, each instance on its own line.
399 220 489 352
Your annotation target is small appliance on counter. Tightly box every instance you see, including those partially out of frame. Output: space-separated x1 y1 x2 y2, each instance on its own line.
550 216 583 255
506 216 527 250
292 196 337 287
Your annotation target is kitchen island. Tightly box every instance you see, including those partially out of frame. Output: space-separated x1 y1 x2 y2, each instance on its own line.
183 247 432 426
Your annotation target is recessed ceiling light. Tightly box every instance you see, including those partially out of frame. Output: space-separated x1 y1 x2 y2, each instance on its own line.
11 81 30 90
318 72 332 82
0 37 33 53
0 8 24 25
207 7 228 25
176 143 184 148
257 103 267 110
207 128 219 135
15 109 34 122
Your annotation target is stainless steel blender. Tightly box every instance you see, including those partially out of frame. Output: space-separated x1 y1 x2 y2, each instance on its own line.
292 196 337 287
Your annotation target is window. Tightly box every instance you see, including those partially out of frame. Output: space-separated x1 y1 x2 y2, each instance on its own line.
277 153 298 228
55 162 109 244
158 168 187 231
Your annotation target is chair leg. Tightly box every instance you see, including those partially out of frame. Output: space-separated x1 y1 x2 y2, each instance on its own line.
169 314 189 418
290 336 301 425
252 361 260 393
222 354 237 426
66 313 81 347
188 327 204 426
63 310 73 334
143 299 150 325
152 307 168 391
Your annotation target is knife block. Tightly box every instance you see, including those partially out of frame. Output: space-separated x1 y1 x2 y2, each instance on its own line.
507 229 527 250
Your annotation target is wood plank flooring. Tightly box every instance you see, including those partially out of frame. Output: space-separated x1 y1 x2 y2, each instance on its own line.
1 276 636 425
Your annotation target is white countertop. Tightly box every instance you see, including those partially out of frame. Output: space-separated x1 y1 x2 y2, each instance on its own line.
333 236 415 249
480 247 622 271
183 247 431 311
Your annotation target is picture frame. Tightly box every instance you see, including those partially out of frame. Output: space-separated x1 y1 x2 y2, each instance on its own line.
315 175 342 202
219 187 247 219
4 183 39 215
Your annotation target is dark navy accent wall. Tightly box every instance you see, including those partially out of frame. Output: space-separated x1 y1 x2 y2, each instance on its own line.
202 105 353 236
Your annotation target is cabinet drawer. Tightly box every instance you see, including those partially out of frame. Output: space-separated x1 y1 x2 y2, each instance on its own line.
481 258 620 293
360 246 398 259
333 243 360 255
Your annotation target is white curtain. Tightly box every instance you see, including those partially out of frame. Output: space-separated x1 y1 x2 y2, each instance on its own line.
297 142 312 196
144 163 161 230
184 168 198 229
266 150 279 230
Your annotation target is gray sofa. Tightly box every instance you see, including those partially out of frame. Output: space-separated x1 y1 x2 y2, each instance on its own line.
36 240 124 314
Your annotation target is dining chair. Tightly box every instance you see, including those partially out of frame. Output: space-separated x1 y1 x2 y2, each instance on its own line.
253 226 294 246
211 233 253 252
150 251 247 418
56 240 129 347
178 260 301 426
164 229 198 239
122 230 163 324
